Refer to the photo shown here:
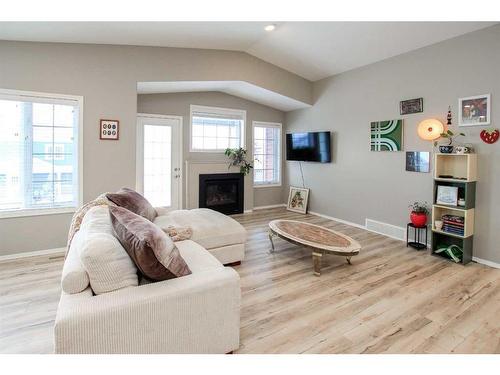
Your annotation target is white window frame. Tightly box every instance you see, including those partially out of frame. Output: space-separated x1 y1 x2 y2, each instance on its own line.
252 121 282 188
189 104 246 152
0 88 84 219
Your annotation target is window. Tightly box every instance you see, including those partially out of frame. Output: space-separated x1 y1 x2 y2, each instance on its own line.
190 105 245 151
0 89 82 217
253 121 282 187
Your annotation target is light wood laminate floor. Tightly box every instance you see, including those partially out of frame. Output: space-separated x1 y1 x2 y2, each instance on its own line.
1 208 499 354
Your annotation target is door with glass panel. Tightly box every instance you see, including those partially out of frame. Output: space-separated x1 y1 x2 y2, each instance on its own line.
136 115 182 211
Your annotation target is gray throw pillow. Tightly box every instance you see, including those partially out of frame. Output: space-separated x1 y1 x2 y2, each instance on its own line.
106 188 157 222
109 206 191 281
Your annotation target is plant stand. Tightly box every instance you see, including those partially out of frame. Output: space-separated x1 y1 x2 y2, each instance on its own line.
406 223 428 250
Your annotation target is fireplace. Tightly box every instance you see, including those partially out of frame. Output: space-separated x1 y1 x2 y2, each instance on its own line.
199 173 244 215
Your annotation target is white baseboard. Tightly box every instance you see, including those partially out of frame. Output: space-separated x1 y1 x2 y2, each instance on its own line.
0 247 66 262
308 211 366 231
365 218 407 242
253 203 286 210
472 256 500 269
309 211 407 242
244 209 253 214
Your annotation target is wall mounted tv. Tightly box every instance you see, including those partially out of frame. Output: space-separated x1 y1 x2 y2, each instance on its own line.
286 131 331 163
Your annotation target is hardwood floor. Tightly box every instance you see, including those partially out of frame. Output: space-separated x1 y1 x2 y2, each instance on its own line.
1 207 499 354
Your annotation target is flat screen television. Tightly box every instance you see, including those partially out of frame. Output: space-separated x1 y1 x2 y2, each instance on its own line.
286 131 331 163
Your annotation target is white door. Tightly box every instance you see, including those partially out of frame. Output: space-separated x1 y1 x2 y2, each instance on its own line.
136 114 182 211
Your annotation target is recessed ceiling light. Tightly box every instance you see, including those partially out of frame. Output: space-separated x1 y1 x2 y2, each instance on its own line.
265 24 276 32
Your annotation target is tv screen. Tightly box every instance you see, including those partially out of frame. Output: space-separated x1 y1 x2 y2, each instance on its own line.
286 131 331 163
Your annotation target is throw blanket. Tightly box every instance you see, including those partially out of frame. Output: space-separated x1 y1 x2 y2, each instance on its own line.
66 193 193 256
66 193 114 255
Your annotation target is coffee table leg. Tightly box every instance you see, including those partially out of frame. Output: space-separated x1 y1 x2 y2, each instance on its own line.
312 251 322 276
268 231 275 253
346 256 352 265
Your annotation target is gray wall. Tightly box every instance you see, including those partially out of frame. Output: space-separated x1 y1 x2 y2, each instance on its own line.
285 25 500 264
137 92 285 209
0 41 310 255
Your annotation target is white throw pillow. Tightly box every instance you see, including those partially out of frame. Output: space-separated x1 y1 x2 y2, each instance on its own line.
61 230 90 294
78 206 138 294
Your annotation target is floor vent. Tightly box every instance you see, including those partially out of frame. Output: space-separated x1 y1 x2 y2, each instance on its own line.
365 219 406 241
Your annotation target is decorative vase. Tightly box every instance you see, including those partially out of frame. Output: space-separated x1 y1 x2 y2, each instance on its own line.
410 212 427 227
435 220 443 230
439 145 454 153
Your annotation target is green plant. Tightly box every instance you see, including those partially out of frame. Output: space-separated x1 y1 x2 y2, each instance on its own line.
434 129 465 146
224 147 253 176
409 201 430 215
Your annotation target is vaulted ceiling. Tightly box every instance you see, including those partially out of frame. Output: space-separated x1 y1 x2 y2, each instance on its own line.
0 22 496 81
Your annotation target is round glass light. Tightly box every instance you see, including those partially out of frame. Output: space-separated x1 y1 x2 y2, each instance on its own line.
417 119 444 140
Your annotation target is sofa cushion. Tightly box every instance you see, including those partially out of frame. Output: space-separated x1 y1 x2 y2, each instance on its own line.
61 230 90 294
109 206 191 281
153 208 246 250
106 188 157 222
78 206 138 295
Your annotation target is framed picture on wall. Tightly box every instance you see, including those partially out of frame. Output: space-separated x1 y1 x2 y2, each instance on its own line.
458 94 490 127
370 119 404 151
287 186 310 214
405 151 430 173
400 98 423 115
100 119 120 140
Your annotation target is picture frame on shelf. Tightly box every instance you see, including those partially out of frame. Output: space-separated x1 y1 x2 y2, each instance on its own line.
458 94 490 127
400 98 423 115
436 185 459 206
287 186 310 214
100 119 120 140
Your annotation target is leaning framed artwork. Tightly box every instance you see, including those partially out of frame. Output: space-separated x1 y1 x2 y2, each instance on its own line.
287 186 310 214
458 94 490 127
370 119 404 151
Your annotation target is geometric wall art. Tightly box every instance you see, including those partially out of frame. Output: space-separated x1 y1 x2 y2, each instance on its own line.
370 119 403 151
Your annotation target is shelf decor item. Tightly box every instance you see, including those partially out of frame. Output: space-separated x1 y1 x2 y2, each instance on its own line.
436 185 459 206
417 119 444 141
370 119 403 151
287 186 309 214
458 94 490 127
224 148 253 176
434 129 465 154
100 119 119 140
435 244 463 263
408 201 429 227
480 128 499 144
400 98 423 115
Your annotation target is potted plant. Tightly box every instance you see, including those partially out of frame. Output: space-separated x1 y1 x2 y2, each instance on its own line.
408 201 429 227
434 129 465 153
224 147 253 175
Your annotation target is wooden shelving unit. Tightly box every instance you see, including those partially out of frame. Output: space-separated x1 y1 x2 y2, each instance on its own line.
431 153 477 265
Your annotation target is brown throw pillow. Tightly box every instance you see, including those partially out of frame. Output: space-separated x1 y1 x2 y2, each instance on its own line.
106 188 157 222
109 206 191 281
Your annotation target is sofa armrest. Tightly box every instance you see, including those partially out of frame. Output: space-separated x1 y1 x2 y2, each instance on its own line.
55 267 240 354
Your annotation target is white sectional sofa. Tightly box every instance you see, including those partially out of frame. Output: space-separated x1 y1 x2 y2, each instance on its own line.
54 206 246 354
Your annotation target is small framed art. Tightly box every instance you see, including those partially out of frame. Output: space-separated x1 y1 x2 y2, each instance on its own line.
100 119 119 140
436 185 459 206
287 186 310 214
400 98 423 115
458 94 490 127
406 151 430 173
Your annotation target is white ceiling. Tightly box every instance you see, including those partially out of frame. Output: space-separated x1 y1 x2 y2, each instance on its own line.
0 22 496 81
137 81 312 111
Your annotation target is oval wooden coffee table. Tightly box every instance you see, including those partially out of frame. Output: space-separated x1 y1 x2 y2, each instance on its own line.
268 220 361 276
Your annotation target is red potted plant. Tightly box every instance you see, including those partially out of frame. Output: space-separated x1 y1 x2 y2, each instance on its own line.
408 201 429 227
